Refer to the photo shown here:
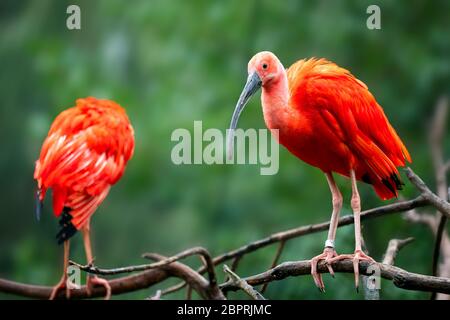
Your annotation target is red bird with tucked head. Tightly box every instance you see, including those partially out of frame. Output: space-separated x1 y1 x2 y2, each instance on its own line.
228 51 411 291
34 97 134 299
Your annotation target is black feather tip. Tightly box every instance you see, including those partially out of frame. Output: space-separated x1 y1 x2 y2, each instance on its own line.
56 207 77 244
35 190 43 222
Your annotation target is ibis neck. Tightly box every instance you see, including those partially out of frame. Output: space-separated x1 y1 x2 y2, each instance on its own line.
261 70 290 130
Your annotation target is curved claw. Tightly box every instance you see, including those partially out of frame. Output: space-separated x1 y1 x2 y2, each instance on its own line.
326 262 335 277
49 277 74 300
87 275 111 300
353 250 376 291
353 257 360 290
311 259 325 292
309 247 337 292
327 250 376 291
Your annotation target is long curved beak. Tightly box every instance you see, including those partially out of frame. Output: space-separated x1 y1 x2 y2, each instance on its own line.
227 71 262 159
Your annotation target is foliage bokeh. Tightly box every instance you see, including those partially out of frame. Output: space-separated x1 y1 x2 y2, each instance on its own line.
0 0 449 299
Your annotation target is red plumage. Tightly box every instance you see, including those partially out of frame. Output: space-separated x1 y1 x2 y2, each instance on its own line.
281 58 411 199
34 97 134 235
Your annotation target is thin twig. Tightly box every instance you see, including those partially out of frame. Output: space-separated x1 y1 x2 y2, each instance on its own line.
69 246 218 290
160 281 187 297
223 265 265 300
444 161 450 174
142 247 218 288
382 237 415 266
431 188 450 300
230 256 242 272
68 247 222 300
261 240 285 293
147 290 162 300
432 215 447 275
223 255 243 298
403 208 437 230
144 253 225 300
429 96 449 279
186 286 192 300
405 168 450 218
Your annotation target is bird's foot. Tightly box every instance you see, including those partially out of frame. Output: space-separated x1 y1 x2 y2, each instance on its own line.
309 247 338 292
49 276 76 300
87 275 111 300
327 249 376 291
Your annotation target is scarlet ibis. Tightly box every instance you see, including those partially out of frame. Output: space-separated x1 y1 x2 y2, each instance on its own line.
34 97 135 299
228 52 411 291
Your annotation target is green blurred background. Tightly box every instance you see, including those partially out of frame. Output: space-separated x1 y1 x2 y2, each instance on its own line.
0 0 449 300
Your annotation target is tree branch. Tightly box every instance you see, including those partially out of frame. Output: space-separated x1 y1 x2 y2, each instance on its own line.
382 237 415 266
427 96 449 300
261 240 285 293
143 253 225 300
210 195 428 269
223 265 265 300
405 168 450 218
220 260 450 294
0 249 225 300
163 194 430 296
0 268 172 299
1 165 449 299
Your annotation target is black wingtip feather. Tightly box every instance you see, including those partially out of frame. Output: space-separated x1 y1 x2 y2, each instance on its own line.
56 207 77 244
382 178 396 196
382 172 404 197
391 173 404 190
35 190 43 222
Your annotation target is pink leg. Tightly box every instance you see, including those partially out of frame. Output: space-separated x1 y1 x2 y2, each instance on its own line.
328 169 375 290
49 240 74 299
310 172 342 292
82 222 111 300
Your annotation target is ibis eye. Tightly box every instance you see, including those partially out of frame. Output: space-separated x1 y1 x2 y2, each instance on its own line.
262 63 268 69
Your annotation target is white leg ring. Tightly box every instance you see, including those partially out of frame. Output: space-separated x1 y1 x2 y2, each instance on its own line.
325 239 335 249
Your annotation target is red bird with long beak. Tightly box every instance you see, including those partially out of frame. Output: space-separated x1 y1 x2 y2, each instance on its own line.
228 52 411 291
35 97 135 299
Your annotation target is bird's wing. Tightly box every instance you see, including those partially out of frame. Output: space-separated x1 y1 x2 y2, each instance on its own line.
288 59 411 198
34 102 134 224
288 58 411 166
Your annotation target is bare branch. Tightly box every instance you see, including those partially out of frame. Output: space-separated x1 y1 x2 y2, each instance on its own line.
444 161 450 174
382 237 415 265
69 246 219 291
223 265 265 300
142 247 218 289
0 267 173 299
147 290 162 300
144 253 225 300
210 195 428 269
428 96 449 284
403 208 437 230
230 256 242 272
220 260 450 295
261 240 285 293
186 286 192 300
160 281 186 297
166 195 429 295
405 168 450 218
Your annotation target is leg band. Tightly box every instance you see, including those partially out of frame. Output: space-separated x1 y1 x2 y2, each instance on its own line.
325 239 335 249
